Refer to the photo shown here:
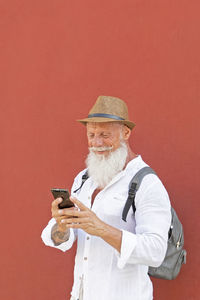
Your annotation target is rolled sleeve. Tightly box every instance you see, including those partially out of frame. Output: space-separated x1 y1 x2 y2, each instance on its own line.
115 179 171 269
116 230 137 269
41 170 86 252
41 218 77 252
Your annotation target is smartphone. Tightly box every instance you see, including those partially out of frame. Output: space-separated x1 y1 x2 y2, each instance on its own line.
51 188 74 209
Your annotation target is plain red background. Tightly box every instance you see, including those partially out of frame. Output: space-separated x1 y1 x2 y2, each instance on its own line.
1 1 200 299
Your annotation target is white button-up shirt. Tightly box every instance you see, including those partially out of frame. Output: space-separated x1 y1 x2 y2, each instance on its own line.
41 156 171 300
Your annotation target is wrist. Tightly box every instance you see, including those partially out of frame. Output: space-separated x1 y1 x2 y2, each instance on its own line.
99 223 122 253
51 223 70 246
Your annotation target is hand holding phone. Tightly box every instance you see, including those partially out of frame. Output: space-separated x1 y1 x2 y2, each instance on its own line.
51 188 75 209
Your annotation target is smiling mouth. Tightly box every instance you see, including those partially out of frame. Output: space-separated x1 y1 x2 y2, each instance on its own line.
95 150 107 154
89 146 113 153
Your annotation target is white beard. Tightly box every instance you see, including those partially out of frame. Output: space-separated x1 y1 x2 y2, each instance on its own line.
85 142 128 189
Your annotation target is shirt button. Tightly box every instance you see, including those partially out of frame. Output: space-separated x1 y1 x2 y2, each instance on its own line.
86 236 90 240
88 196 90 200
84 257 87 260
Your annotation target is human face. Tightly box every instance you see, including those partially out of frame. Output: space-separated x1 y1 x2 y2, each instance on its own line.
86 122 129 156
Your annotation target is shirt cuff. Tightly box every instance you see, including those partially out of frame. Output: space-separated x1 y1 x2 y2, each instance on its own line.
41 218 76 252
115 230 137 269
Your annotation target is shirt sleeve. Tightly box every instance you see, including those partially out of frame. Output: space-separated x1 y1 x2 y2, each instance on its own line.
41 169 87 252
116 179 171 269
41 218 77 252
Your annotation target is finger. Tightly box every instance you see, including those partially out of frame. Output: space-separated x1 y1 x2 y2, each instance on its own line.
70 197 89 211
54 216 67 223
52 205 77 217
53 210 75 218
61 217 90 224
65 223 88 229
52 197 63 209
57 207 80 217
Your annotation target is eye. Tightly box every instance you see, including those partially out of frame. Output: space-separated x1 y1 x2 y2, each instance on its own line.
101 132 111 138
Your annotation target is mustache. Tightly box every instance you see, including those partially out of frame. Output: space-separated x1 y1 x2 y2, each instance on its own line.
89 146 113 152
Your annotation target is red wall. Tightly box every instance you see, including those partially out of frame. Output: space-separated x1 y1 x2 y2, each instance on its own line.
1 1 200 299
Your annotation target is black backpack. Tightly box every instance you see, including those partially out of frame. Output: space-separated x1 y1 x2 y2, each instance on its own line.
74 167 186 280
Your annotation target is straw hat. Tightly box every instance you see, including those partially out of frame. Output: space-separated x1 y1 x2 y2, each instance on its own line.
78 95 135 130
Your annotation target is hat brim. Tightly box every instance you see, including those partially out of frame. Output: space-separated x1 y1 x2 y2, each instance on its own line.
77 117 135 130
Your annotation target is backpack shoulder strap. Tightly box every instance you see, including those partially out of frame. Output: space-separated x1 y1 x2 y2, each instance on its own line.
73 170 89 193
122 166 156 222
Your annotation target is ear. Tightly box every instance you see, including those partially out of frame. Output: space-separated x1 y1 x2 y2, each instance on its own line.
122 125 131 141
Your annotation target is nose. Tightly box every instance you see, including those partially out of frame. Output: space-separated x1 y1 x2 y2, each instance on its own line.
93 136 104 147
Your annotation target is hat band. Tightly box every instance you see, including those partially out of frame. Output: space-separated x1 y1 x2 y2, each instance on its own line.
88 113 125 121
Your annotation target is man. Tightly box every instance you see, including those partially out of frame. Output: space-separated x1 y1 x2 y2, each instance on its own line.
41 96 171 300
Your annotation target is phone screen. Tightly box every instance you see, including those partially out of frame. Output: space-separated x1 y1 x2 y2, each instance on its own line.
51 188 74 209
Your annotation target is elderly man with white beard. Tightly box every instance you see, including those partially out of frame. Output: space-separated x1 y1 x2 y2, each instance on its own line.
41 96 171 300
